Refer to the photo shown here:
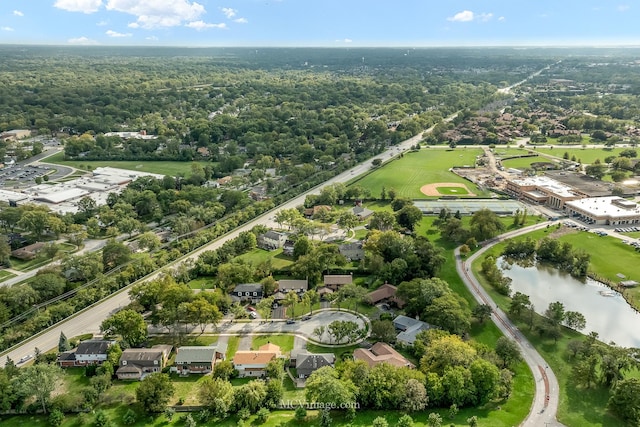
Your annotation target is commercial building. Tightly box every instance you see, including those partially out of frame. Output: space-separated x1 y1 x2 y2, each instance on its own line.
505 175 585 209
565 196 640 225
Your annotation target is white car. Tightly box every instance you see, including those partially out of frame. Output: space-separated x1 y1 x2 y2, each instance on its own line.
17 354 33 364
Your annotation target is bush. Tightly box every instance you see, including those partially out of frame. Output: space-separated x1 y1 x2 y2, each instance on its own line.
122 408 137 425
94 410 111 427
48 409 64 427
256 407 270 424
294 406 307 421
238 407 251 420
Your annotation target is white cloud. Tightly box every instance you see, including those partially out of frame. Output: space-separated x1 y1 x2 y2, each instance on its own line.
13 10 24 17
67 36 98 45
54 0 102 14
146 35 158 40
234 17 248 24
618 4 630 11
105 0 206 29
447 10 494 22
221 7 236 19
335 38 352 43
447 10 474 22
498 16 505 22
106 29 132 37
97 20 108 26
185 21 226 30
1 26 14 32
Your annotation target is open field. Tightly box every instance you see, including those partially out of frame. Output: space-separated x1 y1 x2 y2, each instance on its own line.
44 151 211 177
352 149 488 199
236 248 294 270
534 147 627 164
252 334 294 353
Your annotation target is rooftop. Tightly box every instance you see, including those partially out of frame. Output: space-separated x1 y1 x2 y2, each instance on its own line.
565 196 640 219
353 342 414 368
511 175 576 198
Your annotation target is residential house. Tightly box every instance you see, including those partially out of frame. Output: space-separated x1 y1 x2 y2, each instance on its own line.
290 350 335 378
11 242 45 260
352 201 374 220
323 274 353 291
353 342 415 369
233 343 282 377
303 205 332 219
232 283 263 304
58 339 114 368
172 345 226 375
365 283 405 308
250 185 269 201
216 176 233 186
196 147 210 157
278 279 308 294
257 230 287 251
317 287 334 300
339 241 365 261
116 345 173 380
393 315 432 346
282 239 295 257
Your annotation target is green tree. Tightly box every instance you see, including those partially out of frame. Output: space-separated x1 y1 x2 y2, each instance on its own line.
337 212 360 234
234 380 267 413
397 414 414 427
15 363 64 413
372 416 389 427
608 378 640 425
395 205 423 231
58 331 70 353
427 412 443 427
371 319 397 343
472 304 492 324
305 366 357 407
102 239 131 272
100 309 147 347
424 293 471 335
495 336 521 369
136 373 175 413
470 209 505 241
199 376 234 417
49 408 65 427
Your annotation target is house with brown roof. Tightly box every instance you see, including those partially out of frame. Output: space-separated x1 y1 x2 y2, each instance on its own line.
11 242 45 260
303 205 332 218
365 283 405 308
116 345 173 380
233 343 282 378
323 274 353 291
353 342 415 369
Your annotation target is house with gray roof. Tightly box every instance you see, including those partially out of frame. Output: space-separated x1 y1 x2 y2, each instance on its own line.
232 283 263 303
257 230 287 251
172 345 226 375
58 339 115 368
393 315 432 345
352 205 374 220
323 274 353 291
290 350 335 378
278 279 308 294
339 241 365 261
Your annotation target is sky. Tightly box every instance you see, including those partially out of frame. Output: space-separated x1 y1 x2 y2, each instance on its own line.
0 0 639 47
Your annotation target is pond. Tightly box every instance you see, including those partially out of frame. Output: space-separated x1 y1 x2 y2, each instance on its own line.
499 257 640 348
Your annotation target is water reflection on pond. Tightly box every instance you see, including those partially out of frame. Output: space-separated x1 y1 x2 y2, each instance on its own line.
499 257 640 348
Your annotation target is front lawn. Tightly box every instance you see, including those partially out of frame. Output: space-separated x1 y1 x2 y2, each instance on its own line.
252 334 294 353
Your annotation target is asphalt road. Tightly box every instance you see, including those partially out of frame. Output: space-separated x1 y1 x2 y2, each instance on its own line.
456 223 566 427
0 122 433 367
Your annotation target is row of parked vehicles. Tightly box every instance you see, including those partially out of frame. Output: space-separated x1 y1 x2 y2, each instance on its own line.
614 227 640 233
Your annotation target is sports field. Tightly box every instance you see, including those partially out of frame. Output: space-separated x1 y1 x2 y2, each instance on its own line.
535 147 627 164
353 148 487 199
44 152 211 177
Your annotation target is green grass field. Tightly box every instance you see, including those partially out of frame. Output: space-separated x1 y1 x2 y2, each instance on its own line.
44 151 211 177
236 248 294 270
352 148 488 199
436 186 470 195
252 334 294 353
534 147 627 164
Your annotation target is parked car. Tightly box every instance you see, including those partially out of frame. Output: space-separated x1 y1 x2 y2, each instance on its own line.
247 306 256 312
301 315 311 321
286 319 295 324
249 311 258 319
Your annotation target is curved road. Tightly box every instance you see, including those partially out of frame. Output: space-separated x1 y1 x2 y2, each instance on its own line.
455 222 565 427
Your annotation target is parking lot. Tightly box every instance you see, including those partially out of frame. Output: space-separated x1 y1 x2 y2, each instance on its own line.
0 164 51 187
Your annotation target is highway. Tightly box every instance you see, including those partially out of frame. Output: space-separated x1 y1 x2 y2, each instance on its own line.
455 223 565 427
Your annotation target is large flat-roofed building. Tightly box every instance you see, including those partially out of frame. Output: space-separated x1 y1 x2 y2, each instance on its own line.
565 196 640 225
505 176 585 209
